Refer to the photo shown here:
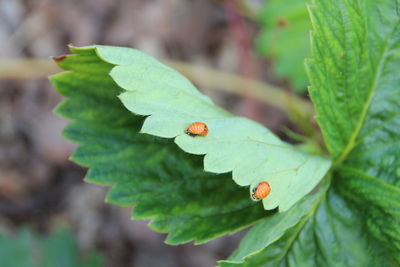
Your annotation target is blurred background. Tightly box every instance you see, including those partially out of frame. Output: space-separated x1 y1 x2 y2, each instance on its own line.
0 0 311 266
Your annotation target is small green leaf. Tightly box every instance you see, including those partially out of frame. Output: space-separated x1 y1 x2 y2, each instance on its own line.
51 50 267 244
96 45 330 212
51 44 330 245
256 0 310 91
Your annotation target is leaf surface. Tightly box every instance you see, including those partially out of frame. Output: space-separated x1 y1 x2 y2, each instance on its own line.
306 0 400 256
96 45 331 211
51 49 268 244
219 185 383 267
306 0 400 163
51 44 330 247
223 0 400 265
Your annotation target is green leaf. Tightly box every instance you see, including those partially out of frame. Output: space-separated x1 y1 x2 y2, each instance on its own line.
223 0 400 265
336 167 400 261
219 185 384 267
220 179 329 265
97 45 330 212
306 0 400 164
51 44 330 246
306 0 400 259
256 0 310 91
53 45 330 213
51 48 268 244
0 228 102 267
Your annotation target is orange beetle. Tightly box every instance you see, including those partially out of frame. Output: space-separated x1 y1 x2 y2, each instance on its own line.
185 122 208 137
251 182 271 200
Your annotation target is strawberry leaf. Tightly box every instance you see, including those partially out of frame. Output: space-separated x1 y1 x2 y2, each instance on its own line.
51 50 266 244
223 0 400 265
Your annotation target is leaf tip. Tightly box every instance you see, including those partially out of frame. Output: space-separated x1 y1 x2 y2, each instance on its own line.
52 55 67 62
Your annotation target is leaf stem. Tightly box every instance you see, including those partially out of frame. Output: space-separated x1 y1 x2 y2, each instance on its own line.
0 58 314 121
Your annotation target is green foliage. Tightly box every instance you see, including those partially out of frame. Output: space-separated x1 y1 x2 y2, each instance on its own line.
256 0 310 91
50 0 400 264
220 180 330 265
106 44 330 211
51 48 268 244
219 184 381 267
0 228 102 267
221 0 400 265
306 0 400 165
306 0 400 259
51 45 330 247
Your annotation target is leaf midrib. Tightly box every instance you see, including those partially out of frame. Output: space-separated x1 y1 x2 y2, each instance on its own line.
274 183 329 265
334 25 395 166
